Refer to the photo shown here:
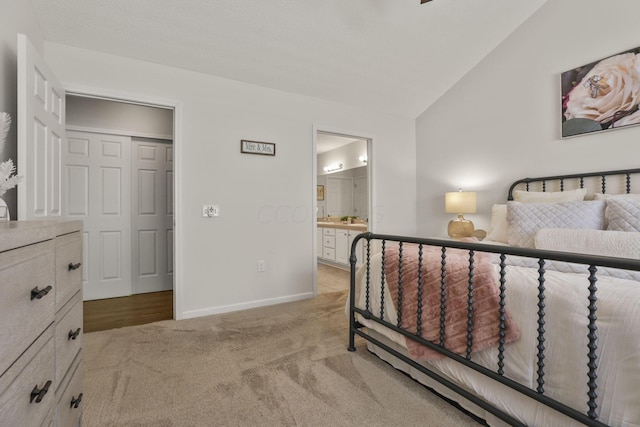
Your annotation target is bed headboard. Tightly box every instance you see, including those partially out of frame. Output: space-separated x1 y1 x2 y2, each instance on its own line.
507 167 640 201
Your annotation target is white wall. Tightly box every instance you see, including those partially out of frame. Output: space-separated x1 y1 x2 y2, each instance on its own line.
44 42 416 319
0 0 43 217
416 0 640 238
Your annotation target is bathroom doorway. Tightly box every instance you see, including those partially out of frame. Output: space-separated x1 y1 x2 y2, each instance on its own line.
314 129 371 295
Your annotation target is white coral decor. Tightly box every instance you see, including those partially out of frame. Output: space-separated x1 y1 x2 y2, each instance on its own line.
0 112 22 197
0 112 10 155
0 159 20 197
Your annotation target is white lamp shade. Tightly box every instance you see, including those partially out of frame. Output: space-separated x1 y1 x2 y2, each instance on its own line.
445 191 477 214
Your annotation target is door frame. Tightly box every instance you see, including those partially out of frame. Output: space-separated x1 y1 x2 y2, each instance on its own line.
312 125 374 297
64 84 183 320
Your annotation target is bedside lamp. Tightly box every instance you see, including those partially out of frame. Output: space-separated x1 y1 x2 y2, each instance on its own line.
445 189 476 238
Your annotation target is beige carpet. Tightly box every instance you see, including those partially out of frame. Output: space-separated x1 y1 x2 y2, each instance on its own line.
82 289 482 426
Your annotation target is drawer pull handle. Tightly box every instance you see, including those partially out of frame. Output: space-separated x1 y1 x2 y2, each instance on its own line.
70 393 83 409
30 285 52 300
30 380 52 403
68 262 82 271
68 327 82 340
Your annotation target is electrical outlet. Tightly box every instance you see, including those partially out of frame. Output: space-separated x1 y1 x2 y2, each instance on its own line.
202 204 220 218
257 260 266 272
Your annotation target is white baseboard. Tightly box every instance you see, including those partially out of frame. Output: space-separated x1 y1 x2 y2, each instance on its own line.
179 292 314 320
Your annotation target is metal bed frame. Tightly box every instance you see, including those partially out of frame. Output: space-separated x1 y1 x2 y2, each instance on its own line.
347 168 640 427
507 167 640 200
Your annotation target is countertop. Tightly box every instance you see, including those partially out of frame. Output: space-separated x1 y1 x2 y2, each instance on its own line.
316 222 368 232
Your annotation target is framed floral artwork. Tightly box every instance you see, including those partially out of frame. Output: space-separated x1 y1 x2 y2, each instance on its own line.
561 46 640 137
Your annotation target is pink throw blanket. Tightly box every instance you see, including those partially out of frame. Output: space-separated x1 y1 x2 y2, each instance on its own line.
383 242 520 361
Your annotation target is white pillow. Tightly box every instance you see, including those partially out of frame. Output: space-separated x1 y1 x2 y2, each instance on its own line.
606 198 640 232
486 204 508 244
534 228 640 281
594 193 640 201
507 200 606 248
513 188 586 203
535 228 640 258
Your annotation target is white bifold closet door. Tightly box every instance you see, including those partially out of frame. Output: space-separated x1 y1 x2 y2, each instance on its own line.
64 131 132 300
131 139 174 294
64 130 173 300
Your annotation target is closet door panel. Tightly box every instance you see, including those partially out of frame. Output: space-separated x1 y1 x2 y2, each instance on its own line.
63 131 131 300
131 139 173 294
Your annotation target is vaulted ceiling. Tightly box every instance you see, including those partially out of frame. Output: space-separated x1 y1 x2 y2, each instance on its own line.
31 0 547 118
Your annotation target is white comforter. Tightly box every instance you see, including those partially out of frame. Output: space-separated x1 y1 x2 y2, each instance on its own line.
352 248 640 427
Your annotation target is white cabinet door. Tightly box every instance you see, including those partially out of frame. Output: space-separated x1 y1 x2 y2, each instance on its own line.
316 228 322 258
335 229 349 265
348 230 365 268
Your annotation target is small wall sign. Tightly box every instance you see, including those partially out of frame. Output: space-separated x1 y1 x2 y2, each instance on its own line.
240 140 276 156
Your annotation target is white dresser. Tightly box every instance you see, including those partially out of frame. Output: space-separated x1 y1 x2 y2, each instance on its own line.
0 221 84 427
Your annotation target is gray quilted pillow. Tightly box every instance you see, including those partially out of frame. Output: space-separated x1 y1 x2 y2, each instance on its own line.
606 198 640 232
507 200 606 248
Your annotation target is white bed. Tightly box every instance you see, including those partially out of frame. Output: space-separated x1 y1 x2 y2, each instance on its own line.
347 169 640 427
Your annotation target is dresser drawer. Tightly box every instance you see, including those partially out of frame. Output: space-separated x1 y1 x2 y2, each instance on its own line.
323 228 335 236
56 353 83 427
0 325 55 426
323 247 336 261
54 293 82 386
323 235 335 249
0 241 55 376
55 232 83 311
41 406 55 426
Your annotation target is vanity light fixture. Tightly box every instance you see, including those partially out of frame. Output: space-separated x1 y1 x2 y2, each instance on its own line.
324 162 343 173
445 189 477 238
359 155 367 163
